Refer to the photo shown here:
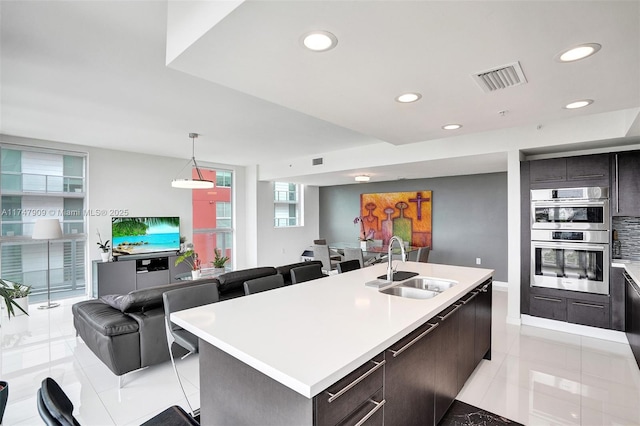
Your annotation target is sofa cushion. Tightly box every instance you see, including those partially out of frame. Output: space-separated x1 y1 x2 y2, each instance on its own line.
100 278 220 313
277 260 323 285
217 267 277 293
73 300 139 336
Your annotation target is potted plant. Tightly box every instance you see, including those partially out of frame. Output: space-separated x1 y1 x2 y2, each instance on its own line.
174 249 201 279
97 230 110 262
0 278 30 318
211 248 229 275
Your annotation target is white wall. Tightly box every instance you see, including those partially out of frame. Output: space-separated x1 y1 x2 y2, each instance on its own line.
256 181 319 267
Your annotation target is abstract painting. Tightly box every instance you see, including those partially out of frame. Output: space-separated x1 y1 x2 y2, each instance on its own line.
360 190 432 247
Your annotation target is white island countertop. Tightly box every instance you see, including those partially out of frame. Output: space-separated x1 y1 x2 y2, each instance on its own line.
171 262 493 398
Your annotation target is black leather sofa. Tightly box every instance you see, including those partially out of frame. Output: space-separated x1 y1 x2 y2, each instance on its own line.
72 260 324 382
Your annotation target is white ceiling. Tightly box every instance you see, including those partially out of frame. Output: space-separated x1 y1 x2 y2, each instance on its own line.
1 1 639 186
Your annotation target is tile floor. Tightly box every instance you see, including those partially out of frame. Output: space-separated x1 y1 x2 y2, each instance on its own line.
2 288 640 425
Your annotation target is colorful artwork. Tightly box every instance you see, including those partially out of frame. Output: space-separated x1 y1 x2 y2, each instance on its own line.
360 191 432 247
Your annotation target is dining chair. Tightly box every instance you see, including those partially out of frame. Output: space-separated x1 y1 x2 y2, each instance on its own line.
313 239 327 245
314 239 341 261
337 259 361 274
37 377 199 426
163 283 219 417
415 247 430 263
313 244 340 273
243 274 285 295
343 247 365 268
290 264 325 284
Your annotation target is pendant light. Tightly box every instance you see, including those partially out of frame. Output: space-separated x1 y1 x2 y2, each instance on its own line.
171 133 215 189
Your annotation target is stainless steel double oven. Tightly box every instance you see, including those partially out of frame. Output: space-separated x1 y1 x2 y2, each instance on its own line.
530 187 610 295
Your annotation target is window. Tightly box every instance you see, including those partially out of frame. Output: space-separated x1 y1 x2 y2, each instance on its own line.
0 145 87 301
192 168 233 270
274 182 302 227
216 171 232 187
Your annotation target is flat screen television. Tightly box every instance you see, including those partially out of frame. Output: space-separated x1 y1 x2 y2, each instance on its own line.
111 217 180 256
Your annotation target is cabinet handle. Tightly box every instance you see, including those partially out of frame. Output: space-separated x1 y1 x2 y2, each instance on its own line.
533 176 564 182
480 283 490 292
533 296 563 303
460 291 479 304
437 303 463 321
354 398 386 426
571 173 605 179
325 359 385 403
572 301 604 309
388 322 439 358
615 153 619 213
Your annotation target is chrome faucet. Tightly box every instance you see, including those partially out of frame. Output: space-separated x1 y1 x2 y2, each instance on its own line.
387 236 406 281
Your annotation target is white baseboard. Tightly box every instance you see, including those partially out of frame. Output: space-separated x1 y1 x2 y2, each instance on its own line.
521 314 629 343
492 281 508 291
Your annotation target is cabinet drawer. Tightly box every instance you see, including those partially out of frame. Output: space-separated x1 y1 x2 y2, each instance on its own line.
567 299 610 329
335 388 384 426
315 353 385 426
136 270 169 289
530 295 567 321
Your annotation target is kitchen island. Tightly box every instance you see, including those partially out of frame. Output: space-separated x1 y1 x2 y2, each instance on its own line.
172 262 493 425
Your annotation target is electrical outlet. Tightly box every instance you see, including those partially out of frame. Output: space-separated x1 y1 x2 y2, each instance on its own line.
476 257 481 265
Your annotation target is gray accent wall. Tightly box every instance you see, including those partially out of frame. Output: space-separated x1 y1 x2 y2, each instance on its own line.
319 172 508 281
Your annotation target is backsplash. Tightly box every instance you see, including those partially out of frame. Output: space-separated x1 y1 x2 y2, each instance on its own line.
613 216 640 260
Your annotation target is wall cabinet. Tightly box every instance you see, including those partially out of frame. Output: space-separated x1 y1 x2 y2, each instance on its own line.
626 272 640 369
612 151 640 216
529 154 609 188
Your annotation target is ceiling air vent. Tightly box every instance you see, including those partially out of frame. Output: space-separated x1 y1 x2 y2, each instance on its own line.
312 157 323 166
472 61 527 93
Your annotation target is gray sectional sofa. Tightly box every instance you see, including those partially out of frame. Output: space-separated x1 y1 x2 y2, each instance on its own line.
72 260 323 382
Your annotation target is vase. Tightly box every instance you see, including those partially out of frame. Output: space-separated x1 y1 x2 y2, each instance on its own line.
100 252 109 262
360 241 368 250
13 296 28 317
191 270 201 280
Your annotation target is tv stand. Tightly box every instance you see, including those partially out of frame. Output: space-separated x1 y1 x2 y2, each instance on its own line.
93 253 192 297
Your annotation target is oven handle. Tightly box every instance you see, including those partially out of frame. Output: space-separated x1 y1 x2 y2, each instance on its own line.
532 200 608 208
531 241 607 252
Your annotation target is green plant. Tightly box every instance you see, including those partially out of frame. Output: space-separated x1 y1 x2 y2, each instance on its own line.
96 230 110 253
0 279 29 317
174 249 200 271
212 248 229 268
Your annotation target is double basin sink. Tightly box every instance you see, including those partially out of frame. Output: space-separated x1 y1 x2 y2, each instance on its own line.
380 276 458 299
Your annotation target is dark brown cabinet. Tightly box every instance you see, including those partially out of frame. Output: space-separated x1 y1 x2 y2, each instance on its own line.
567 298 610 329
434 303 461 423
530 293 567 321
530 287 612 329
626 272 640 369
613 151 640 216
315 353 384 426
611 266 626 331
474 281 492 363
457 293 477 392
529 154 609 188
384 323 437 426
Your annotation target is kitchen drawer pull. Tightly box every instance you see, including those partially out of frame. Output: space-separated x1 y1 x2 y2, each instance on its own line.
534 176 564 182
533 296 563 303
437 303 463 321
354 398 386 426
572 301 604 309
388 322 439 358
326 359 385 403
460 291 479 304
480 283 490 292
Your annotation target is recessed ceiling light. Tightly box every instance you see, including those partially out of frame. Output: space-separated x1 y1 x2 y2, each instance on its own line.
442 124 462 130
395 93 422 103
355 175 370 182
564 99 594 109
556 43 601 62
302 31 337 52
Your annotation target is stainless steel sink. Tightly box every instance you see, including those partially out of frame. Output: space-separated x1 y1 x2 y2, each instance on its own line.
400 277 458 293
379 286 439 299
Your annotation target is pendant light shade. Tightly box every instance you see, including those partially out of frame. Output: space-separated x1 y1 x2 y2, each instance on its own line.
171 133 215 189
